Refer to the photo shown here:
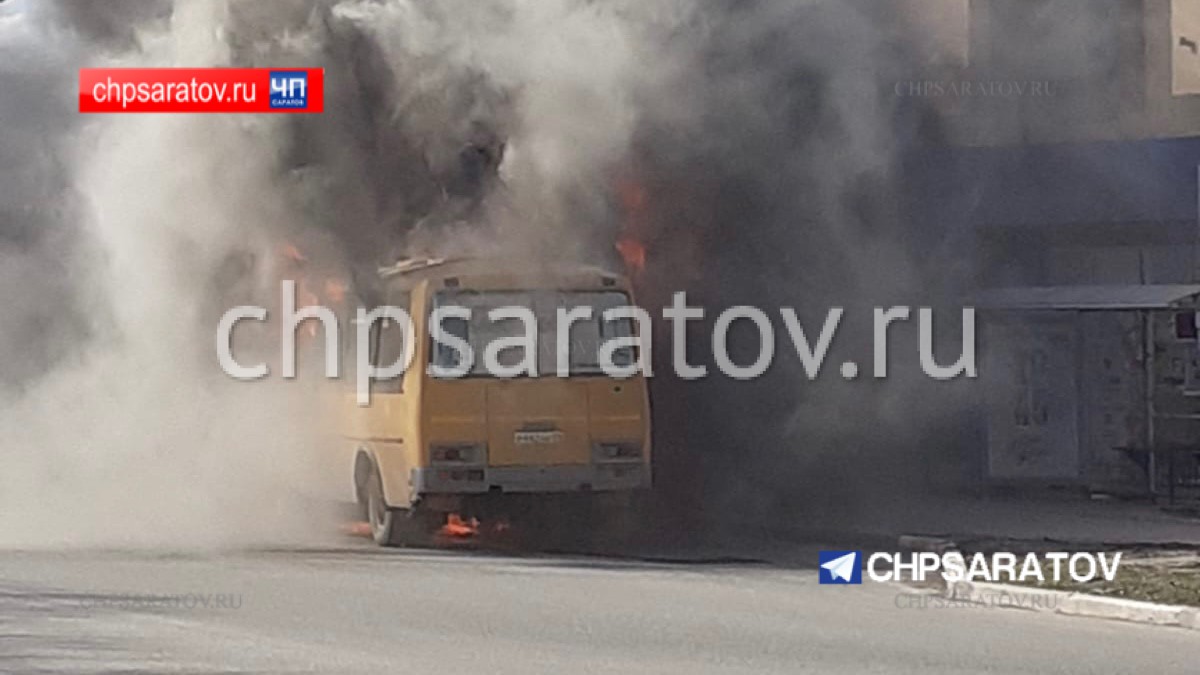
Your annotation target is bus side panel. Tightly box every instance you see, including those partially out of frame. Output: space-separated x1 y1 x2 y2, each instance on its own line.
585 378 650 450
339 393 418 507
338 281 428 508
368 440 411 507
422 379 489 452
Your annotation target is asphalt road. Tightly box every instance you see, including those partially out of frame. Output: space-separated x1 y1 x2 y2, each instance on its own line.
2 543 1199 674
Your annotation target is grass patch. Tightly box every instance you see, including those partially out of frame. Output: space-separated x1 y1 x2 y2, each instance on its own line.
1013 555 1200 607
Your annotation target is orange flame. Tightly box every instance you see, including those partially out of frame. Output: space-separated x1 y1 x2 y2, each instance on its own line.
615 176 650 275
615 237 646 274
279 242 350 337
324 279 348 304
342 521 373 538
281 243 308 263
439 513 479 538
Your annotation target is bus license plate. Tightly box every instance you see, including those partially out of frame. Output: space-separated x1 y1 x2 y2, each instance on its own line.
514 430 563 445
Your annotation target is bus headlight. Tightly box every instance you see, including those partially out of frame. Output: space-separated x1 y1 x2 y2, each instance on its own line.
430 443 484 465
593 442 642 462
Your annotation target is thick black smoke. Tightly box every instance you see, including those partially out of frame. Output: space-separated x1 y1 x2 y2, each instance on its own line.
621 2 979 533
0 3 90 389
2 0 517 390
0 0 1044 544
0 0 658 546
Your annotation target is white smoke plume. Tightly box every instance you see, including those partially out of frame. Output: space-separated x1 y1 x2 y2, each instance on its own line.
0 2 325 548
0 0 666 547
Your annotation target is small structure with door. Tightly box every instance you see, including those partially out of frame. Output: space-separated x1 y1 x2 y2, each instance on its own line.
979 284 1200 501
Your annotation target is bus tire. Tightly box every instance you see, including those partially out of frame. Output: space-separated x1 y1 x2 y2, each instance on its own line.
353 452 373 522
366 465 402 547
366 465 435 547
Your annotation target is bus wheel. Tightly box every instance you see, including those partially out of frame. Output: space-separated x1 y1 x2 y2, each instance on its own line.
353 453 373 521
366 466 435 547
366 466 401 547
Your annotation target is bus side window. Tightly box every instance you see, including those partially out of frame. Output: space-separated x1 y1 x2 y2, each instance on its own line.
431 315 469 372
372 293 410 393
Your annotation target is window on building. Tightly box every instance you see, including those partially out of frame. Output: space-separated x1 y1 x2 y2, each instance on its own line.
1174 0 1200 95
1174 311 1198 340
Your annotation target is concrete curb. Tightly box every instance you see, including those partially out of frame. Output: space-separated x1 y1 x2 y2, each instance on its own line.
896 534 1199 631
944 579 1199 630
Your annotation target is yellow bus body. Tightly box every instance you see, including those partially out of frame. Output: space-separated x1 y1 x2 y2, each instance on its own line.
339 259 651 537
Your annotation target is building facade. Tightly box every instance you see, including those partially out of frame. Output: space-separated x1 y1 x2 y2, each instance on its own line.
902 0 1200 494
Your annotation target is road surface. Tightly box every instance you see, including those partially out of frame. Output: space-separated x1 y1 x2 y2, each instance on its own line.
2 543 1198 674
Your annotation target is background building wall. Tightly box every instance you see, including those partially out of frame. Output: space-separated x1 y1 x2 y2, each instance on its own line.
1171 0 1200 95
926 0 1200 144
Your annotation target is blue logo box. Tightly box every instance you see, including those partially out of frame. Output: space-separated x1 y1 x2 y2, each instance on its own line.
269 71 308 109
818 550 863 584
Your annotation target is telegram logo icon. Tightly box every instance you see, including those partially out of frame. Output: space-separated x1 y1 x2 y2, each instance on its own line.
819 551 863 584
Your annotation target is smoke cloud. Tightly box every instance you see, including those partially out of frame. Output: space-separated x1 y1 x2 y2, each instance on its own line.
0 0 1029 547
0 0 680 547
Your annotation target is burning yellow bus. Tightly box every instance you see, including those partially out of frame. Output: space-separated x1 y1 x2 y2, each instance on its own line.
340 257 652 546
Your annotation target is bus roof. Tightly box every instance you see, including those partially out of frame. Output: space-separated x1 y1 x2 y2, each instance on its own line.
377 257 630 291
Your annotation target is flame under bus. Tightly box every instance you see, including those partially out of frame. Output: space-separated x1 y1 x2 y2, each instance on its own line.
339 258 652 546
